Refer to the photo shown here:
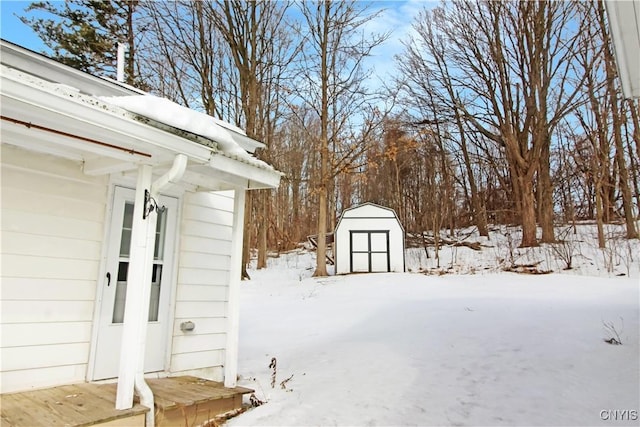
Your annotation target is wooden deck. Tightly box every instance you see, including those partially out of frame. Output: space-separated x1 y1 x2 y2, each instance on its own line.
1 376 254 427
0 382 148 427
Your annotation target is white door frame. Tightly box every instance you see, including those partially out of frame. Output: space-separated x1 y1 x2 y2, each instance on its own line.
88 183 180 381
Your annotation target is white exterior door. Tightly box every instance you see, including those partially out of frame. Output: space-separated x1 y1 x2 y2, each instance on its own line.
92 186 178 380
350 230 390 273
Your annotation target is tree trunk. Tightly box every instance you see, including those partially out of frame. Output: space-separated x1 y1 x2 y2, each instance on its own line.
626 100 640 214
257 190 268 269
313 0 331 277
241 192 252 280
519 175 539 247
292 179 301 244
509 162 523 226
539 136 556 243
612 100 638 238
630 99 640 161
468 168 489 236
457 118 488 236
595 177 606 248
314 180 329 277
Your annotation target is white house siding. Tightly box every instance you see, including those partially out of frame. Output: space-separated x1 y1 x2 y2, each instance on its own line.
171 190 235 380
0 144 108 393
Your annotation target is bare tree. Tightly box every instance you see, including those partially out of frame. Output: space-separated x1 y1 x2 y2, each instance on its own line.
572 1 638 245
395 0 587 247
294 0 388 276
206 0 296 273
396 8 489 237
138 1 240 119
138 1 295 276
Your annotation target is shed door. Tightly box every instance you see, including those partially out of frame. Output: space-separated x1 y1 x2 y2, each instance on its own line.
349 230 390 273
92 186 177 380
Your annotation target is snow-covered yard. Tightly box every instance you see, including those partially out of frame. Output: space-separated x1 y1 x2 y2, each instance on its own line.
228 227 639 426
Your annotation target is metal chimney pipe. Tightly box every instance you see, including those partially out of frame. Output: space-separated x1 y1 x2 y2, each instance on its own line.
117 42 125 82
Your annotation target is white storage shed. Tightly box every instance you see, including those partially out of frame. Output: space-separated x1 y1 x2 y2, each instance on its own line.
334 203 405 274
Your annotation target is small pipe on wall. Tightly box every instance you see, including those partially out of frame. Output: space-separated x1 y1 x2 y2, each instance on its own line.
1 115 152 158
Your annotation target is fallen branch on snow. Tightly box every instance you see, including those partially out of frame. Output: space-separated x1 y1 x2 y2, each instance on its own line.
407 234 487 251
280 374 294 390
502 260 551 274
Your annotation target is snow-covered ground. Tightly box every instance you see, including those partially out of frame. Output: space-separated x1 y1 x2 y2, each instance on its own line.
227 225 640 426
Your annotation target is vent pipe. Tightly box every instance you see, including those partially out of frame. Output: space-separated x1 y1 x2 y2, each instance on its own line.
117 42 125 83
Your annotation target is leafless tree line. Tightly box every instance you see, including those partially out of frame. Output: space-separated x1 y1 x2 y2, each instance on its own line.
130 0 390 276
28 0 638 274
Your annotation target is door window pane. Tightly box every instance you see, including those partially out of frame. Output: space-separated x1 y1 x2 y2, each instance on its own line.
113 205 167 324
148 264 163 321
371 253 389 272
370 232 388 252
112 261 129 323
352 253 369 272
351 232 369 252
154 209 167 261
119 203 134 257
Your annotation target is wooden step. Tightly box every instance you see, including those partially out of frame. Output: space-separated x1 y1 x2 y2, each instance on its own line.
148 376 253 427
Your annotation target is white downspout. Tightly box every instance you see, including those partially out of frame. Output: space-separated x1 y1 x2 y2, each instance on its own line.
133 374 155 427
137 154 187 427
151 154 188 195
116 155 188 427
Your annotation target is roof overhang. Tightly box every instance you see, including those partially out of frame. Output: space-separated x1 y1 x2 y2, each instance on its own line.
1 39 144 97
1 44 281 191
605 1 640 99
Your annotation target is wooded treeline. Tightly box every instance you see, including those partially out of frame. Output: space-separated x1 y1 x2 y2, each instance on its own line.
21 0 640 275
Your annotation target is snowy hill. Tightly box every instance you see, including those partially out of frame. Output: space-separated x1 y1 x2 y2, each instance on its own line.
403 223 639 278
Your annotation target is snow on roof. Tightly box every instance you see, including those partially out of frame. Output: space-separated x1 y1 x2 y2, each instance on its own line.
3 57 275 171
100 94 269 167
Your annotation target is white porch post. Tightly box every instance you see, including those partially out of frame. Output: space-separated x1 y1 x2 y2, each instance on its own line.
116 164 157 409
224 188 246 388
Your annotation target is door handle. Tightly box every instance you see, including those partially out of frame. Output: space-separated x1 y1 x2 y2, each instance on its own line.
106 272 111 287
